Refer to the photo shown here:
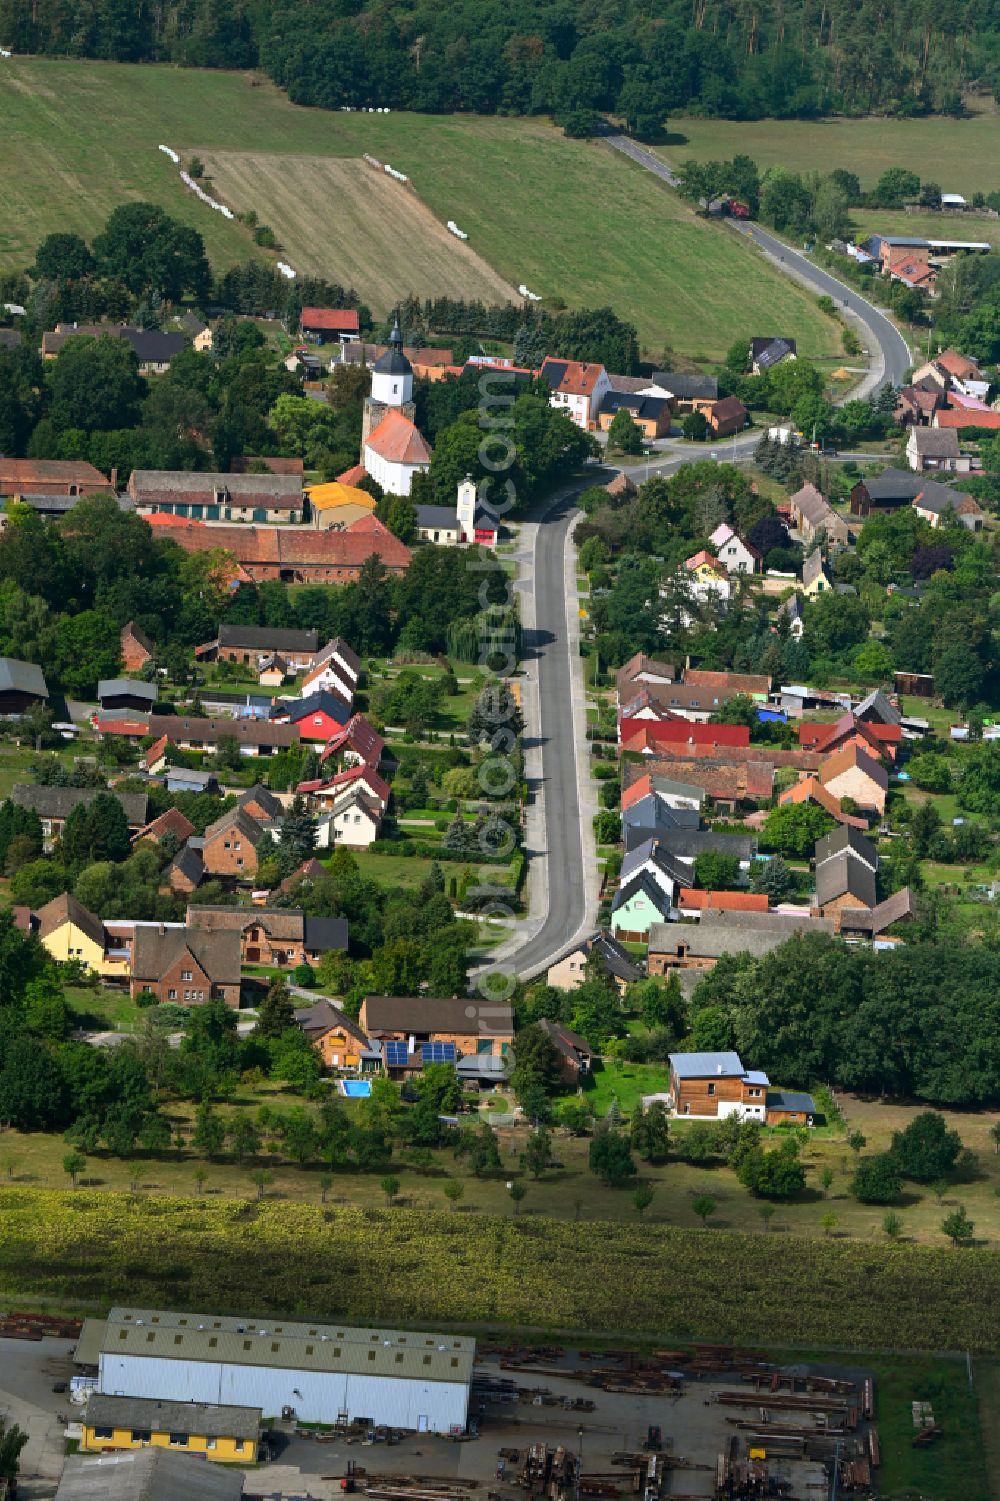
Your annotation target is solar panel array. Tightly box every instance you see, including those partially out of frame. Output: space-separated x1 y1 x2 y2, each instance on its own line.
421 1041 457 1064
383 1040 409 1067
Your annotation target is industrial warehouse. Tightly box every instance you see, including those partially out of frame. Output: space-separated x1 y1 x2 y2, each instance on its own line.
75 1307 475 1435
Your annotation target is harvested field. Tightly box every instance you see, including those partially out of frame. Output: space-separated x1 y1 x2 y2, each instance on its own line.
200 151 519 307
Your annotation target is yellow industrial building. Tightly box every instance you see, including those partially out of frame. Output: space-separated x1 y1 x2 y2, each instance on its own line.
81 1393 261 1463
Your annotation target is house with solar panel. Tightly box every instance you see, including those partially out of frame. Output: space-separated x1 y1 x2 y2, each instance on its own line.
358 995 514 1077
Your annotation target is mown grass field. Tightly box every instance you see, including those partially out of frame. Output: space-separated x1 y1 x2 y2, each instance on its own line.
0 58 839 358
656 112 1000 194
849 206 1000 249
199 151 518 306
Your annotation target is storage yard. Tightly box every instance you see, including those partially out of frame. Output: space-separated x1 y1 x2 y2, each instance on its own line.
0 1314 980 1499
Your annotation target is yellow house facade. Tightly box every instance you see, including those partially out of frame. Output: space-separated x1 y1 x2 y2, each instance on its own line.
36 892 131 982
82 1394 260 1464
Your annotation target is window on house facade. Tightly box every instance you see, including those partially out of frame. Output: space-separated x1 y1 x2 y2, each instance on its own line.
168 988 177 1000
131 1429 151 1443
707 1082 716 1096
181 970 192 982
168 1434 189 1447
93 1427 114 1440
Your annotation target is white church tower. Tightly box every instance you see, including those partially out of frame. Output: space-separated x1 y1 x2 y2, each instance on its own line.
370 313 412 408
457 475 477 542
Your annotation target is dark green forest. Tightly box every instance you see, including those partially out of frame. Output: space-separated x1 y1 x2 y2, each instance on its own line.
2 0 1000 122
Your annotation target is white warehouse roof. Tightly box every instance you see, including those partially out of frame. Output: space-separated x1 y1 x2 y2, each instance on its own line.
98 1307 475 1387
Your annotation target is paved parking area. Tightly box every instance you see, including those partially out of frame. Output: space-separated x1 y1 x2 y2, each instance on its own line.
0 1335 79 1499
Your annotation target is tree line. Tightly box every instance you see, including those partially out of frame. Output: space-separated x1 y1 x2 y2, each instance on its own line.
3 0 1000 122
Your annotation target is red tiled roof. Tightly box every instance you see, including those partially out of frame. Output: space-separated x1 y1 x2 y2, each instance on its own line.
935 407 1000 430
683 669 771 695
149 516 411 572
677 889 770 912
301 307 360 334
0 458 112 491
364 409 432 465
818 743 889 793
620 721 751 749
936 349 980 380
135 806 196 843
777 776 869 828
301 763 391 805
620 775 654 811
336 463 369 486
539 356 606 396
320 713 384 766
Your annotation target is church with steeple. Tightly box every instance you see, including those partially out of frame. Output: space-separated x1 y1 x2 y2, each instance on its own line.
360 313 432 497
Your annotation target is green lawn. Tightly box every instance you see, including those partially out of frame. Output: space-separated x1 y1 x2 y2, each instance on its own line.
850 206 1000 250
655 112 1000 195
0 57 838 358
346 851 446 890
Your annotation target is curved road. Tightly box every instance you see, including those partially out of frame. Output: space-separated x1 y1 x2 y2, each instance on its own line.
601 130 912 394
476 135 914 983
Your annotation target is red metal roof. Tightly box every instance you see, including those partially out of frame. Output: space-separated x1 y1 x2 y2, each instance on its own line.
301 307 360 334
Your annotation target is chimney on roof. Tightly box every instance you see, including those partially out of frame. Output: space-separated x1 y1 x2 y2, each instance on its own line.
717 1063 723 1074
110 467 118 490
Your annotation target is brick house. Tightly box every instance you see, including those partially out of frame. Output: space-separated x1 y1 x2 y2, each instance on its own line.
359 995 515 1071
120 620 154 673
236 785 285 823
133 807 196 847
165 845 204 895
817 744 889 816
537 1018 594 1086
214 625 319 670
200 807 267 879
294 998 371 1071
186 905 347 966
705 395 748 437
146 514 412 583
12 784 147 849
130 924 241 1007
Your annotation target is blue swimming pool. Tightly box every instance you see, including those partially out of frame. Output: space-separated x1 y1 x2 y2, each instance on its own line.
339 1080 372 1098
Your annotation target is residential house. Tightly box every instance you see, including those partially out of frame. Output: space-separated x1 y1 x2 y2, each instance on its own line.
615 652 676 701
55 1447 247 1501
849 468 924 517
536 1018 594 1087
887 250 936 291
130 470 304 523
644 827 755 871
911 479 983 531
652 372 718 413
166 845 205 896
358 995 515 1069
906 426 966 473
799 711 901 762
538 357 610 429
684 549 730 602
181 312 213 352
200 807 267 879
37 893 132 983
120 621 154 674
750 337 797 374
0 658 48 714
666 1051 771 1120
817 744 889 815
99 712 298 759
684 668 771 701
258 654 288 688
610 871 674 940
930 348 991 400
165 767 218 794
130 924 242 1006
363 409 432 497
621 773 704 816
646 909 834 971
81 1393 260 1464
709 523 762 574
134 807 196 847
12 784 147 847
815 823 878 873
293 999 371 1071
801 548 831 596
546 931 642 995
306 481 376 531
620 717 752 747
213 625 319 669
815 849 878 930
618 838 690 907
97 679 158 715
186 905 347 967
625 755 775 814
321 714 385 771
146 513 411 582
315 785 383 849
777 776 869 829
300 306 360 343
788 483 851 545
894 385 943 427
276 691 352 742
279 856 327 893
298 764 390 814
622 791 701 843
596 391 672 439
779 592 804 640
118 328 185 374
706 395 748 437
0 458 114 499
302 637 360 702
236 785 285 823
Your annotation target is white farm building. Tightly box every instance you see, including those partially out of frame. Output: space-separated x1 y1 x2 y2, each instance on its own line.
82 1307 474 1435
